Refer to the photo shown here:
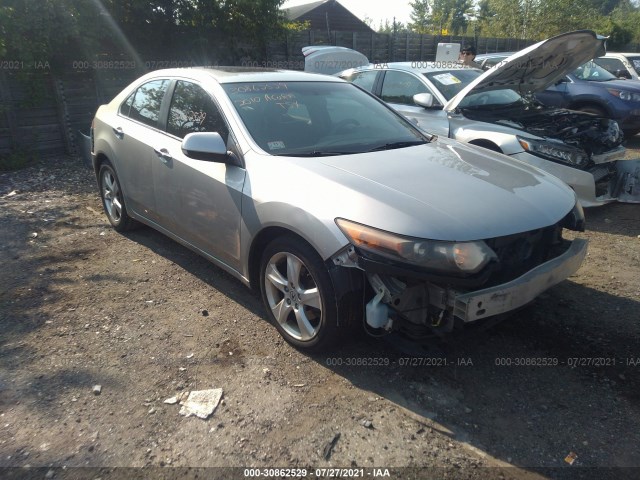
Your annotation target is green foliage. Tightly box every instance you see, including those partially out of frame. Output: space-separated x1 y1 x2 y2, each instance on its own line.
409 0 473 35
404 0 640 44
0 0 289 67
284 20 311 32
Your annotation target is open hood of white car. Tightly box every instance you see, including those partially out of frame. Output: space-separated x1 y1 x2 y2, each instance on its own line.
445 30 607 112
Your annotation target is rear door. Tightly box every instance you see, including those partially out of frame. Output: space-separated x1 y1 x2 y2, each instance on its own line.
113 79 171 223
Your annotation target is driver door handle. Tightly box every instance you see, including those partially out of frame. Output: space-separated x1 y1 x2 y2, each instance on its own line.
112 127 124 139
153 148 173 164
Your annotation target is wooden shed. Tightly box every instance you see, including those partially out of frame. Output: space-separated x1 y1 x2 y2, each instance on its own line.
284 0 374 33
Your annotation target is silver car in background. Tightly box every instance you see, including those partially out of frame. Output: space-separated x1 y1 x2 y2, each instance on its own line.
338 30 640 206
90 67 587 351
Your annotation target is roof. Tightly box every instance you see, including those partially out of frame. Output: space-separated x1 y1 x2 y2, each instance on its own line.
284 0 374 33
138 67 345 84
284 0 326 20
348 62 482 75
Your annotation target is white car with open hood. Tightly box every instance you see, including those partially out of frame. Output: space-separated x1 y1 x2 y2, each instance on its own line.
337 30 640 207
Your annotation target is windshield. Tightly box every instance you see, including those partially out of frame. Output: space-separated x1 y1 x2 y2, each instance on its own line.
423 69 483 100
572 61 616 82
222 81 428 156
457 88 523 108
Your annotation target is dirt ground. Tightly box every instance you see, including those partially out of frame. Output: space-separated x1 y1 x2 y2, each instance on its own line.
1 145 639 480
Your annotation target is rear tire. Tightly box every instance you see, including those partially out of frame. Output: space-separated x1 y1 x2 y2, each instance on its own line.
98 161 138 232
259 236 342 351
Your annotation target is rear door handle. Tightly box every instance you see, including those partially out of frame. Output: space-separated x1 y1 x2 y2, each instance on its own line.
153 148 173 164
112 127 124 139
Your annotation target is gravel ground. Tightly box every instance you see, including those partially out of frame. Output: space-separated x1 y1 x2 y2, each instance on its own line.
0 148 639 480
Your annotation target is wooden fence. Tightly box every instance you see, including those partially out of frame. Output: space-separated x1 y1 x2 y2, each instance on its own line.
1 29 638 161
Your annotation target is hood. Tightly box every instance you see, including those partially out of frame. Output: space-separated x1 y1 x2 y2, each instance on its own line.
300 138 576 241
446 30 607 112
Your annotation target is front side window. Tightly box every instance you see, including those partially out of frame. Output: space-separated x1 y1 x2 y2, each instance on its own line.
572 62 616 82
380 71 429 105
128 79 170 127
167 81 229 140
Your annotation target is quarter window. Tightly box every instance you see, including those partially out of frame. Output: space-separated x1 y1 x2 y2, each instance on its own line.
346 70 378 92
167 81 229 140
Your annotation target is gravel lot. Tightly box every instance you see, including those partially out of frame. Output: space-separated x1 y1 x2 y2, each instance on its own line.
1 143 639 480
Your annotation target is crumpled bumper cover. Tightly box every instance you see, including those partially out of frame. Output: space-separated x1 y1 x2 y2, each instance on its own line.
453 238 588 322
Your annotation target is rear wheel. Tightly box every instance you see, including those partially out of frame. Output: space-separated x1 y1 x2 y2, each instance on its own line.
260 236 341 351
98 161 137 232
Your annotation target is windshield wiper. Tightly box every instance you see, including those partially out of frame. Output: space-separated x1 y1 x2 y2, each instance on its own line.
366 140 428 152
278 151 352 157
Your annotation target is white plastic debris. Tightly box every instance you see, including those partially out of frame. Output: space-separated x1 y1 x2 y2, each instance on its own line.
5 190 17 197
179 388 223 419
92 385 102 395
164 396 179 405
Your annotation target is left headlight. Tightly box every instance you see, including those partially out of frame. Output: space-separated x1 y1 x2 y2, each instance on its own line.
517 136 588 167
606 88 640 102
336 218 497 274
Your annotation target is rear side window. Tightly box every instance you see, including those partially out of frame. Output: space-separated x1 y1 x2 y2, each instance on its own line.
594 58 630 78
167 81 229 140
125 79 170 127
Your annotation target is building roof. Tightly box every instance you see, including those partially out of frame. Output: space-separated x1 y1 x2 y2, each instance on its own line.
284 0 374 33
284 1 326 20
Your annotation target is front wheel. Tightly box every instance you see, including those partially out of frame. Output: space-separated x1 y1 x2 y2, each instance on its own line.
260 236 341 351
98 161 137 232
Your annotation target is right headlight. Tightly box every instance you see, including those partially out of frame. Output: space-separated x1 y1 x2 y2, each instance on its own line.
336 218 497 275
517 136 588 167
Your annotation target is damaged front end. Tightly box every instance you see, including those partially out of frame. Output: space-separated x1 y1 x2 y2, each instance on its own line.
463 106 640 204
332 206 588 340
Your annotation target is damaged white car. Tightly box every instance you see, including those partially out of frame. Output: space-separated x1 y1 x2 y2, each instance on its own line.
337 30 640 206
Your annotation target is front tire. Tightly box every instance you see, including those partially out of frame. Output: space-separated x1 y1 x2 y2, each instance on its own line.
98 161 137 232
260 236 341 351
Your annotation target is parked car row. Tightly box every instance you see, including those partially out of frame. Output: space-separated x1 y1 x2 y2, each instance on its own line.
475 51 640 136
337 31 640 207
89 56 589 351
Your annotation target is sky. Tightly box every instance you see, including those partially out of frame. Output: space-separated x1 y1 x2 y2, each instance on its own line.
282 0 414 29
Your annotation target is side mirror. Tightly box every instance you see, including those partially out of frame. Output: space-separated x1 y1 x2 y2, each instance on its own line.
181 132 241 166
414 93 438 108
555 77 569 85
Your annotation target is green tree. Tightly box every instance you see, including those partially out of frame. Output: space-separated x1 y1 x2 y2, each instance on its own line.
409 0 431 33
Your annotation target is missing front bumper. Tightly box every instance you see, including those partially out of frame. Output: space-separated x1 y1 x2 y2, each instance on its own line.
453 238 588 322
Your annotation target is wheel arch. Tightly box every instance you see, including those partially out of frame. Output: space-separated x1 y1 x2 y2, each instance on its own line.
468 139 503 153
248 226 364 329
567 100 612 117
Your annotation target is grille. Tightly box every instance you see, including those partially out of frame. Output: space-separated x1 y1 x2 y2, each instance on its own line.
483 225 565 287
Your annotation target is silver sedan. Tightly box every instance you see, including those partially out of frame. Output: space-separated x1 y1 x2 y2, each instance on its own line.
90 67 587 351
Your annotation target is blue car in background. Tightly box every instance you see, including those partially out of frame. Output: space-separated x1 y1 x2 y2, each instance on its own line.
477 53 640 136
535 61 640 136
